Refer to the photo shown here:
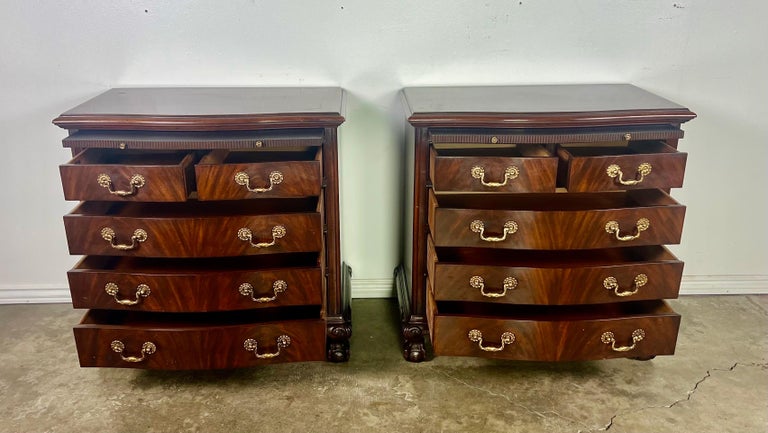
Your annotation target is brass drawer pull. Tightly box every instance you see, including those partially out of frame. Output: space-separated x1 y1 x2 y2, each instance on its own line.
467 329 515 352
97 173 146 197
104 282 151 305
470 220 518 242
237 225 286 248
469 276 518 298
239 280 287 303
110 340 156 363
604 274 648 297
605 218 649 241
606 163 652 186
243 335 291 359
234 171 283 193
100 228 148 250
601 329 645 352
471 165 519 188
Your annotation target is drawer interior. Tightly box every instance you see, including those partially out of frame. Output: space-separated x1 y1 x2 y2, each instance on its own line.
431 144 551 157
199 147 320 164
435 299 676 321
79 306 323 327
432 189 679 211
69 148 193 166
73 253 320 273
559 141 678 157
69 196 320 217
433 245 680 268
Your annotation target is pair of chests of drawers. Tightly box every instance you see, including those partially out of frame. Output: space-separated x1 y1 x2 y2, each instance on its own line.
59 131 328 369
425 129 688 361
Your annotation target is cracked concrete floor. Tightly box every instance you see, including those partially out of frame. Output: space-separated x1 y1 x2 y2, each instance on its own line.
0 295 766 433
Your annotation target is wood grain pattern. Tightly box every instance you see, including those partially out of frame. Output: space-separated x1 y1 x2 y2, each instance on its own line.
74 312 326 369
429 190 686 250
195 149 322 200
60 150 195 202
558 142 687 192
427 290 680 361
68 256 322 312
429 145 557 193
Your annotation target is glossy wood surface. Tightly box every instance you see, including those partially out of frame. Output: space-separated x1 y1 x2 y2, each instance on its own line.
429 145 557 193
74 310 326 369
428 239 683 305
558 141 687 192
427 289 680 361
64 200 322 257
195 148 322 200
54 87 345 130
60 149 195 202
68 256 322 312
429 190 686 250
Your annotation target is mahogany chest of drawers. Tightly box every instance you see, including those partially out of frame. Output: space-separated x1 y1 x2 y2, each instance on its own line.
55 87 351 369
397 84 695 362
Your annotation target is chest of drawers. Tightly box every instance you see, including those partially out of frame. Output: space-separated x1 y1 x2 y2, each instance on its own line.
55 87 351 369
397 84 695 362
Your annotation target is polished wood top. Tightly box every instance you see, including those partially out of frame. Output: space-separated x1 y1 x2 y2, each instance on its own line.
54 87 345 130
402 84 695 127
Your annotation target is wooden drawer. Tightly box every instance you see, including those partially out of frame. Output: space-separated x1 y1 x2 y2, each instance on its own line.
68 254 322 312
427 289 680 361
63 198 322 257
428 189 685 250
428 238 683 305
195 148 322 200
557 141 687 192
60 149 195 202
74 309 326 369
429 144 557 193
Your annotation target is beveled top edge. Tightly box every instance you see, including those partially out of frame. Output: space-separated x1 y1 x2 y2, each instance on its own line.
53 87 345 130
402 84 695 126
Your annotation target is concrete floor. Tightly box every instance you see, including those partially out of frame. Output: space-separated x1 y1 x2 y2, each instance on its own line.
0 296 766 433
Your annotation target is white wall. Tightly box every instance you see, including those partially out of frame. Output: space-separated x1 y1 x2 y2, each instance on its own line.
1 0 766 301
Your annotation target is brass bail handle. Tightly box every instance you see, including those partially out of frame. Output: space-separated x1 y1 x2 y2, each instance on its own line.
239 280 288 303
467 329 516 352
237 225 286 248
97 173 146 196
104 282 151 305
243 335 292 359
101 228 148 250
605 218 649 242
606 163 652 186
234 171 284 193
110 340 156 363
601 329 646 352
604 274 648 297
471 165 520 188
469 276 518 298
470 220 518 242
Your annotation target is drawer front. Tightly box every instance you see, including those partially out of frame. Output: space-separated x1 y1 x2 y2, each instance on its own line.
68 262 323 312
63 213 322 257
429 145 557 193
558 142 687 192
74 316 326 369
195 150 322 200
427 293 680 361
431 206 685 250
60 149 194 202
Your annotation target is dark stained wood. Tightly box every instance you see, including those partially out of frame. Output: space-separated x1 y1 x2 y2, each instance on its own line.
68 256 322 312
427 289 680 361
429 125 685 145
195 149 322 200
54 87 345 130
326 263 352 362
429 190 686 250
558 141 687 192
74 311 326 369
60 149 195 202
429 145 557 193
428 238 683 305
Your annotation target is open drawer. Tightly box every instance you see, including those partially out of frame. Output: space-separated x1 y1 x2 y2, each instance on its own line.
557 140 687 192
427 289 680 361
60 149 195 202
